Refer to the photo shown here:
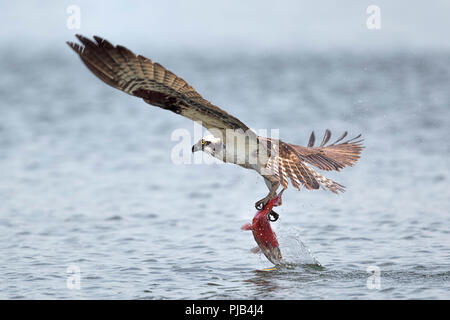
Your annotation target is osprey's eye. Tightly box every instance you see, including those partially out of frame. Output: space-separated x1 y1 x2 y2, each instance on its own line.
201 139 205 145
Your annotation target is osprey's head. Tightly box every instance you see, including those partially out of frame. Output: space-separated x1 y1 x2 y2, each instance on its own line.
191 134 223 157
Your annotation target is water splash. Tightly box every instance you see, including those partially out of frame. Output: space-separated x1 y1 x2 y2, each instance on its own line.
276 226 322 268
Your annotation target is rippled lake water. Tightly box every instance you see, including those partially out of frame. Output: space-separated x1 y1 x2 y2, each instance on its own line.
0 46 449 299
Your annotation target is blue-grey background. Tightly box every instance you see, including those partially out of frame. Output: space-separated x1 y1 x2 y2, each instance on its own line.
0 0 449 299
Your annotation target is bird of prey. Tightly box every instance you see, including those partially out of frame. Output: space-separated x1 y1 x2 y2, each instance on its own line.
67 35 363 210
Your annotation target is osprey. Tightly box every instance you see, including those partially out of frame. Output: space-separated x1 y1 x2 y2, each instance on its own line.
67 35 363 209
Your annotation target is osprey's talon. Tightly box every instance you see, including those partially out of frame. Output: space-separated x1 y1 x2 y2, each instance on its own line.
255 201 264 210
255 198 268 210
268 210 279 222
255 190 280 210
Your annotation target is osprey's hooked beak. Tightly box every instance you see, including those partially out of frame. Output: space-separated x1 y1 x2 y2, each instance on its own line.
192 142 202 153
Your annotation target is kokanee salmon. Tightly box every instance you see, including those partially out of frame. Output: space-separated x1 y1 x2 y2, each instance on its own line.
242 190 284 265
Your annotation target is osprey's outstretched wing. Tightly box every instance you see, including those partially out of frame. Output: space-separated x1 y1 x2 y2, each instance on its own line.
263 131 363 193
67 35 251 136
289 130 364 171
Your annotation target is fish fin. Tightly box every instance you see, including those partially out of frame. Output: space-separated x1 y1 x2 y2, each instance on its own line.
261 267 278 272
241 223 252 231
251 246 261 254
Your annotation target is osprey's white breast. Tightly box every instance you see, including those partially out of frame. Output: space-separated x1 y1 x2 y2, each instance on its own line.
221 132 263 171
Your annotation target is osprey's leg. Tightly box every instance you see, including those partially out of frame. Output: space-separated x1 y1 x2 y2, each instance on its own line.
255 178 280 210
268 188 285 221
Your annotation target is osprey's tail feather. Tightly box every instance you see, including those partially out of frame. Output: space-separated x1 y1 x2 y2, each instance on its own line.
304 164 346 194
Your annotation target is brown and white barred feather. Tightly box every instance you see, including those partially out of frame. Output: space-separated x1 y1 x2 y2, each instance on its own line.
290 129 364 171
66 35 251 134
264 130 363 193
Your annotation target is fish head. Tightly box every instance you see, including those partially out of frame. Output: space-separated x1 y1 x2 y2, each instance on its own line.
273 188 285 207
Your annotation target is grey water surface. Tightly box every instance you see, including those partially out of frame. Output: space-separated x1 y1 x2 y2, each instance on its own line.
0 46 449 299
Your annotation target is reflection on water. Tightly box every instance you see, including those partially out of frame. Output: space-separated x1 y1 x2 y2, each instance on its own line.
0 47 449 299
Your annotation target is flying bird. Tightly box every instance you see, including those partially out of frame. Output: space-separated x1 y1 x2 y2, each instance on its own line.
67 35 363 210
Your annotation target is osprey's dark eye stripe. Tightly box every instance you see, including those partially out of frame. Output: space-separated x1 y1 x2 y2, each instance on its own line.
201 139 211 146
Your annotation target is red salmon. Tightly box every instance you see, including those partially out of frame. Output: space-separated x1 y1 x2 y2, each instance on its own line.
242 190 284 265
